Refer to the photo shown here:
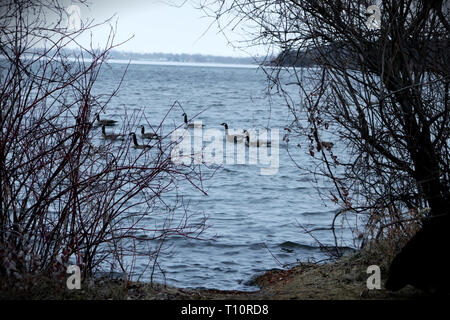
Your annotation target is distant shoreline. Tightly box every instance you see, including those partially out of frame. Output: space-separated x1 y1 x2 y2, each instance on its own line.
2 49 261 69
107 50 260 66
1 55 259 69
106 58 259 69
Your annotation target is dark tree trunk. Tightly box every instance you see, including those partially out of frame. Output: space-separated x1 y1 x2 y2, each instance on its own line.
385 214 450 294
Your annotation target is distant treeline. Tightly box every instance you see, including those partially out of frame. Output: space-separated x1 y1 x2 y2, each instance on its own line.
107 50 257 65
19 48 258 65
270 49 320 67
271 38 449 68
22 47 319 67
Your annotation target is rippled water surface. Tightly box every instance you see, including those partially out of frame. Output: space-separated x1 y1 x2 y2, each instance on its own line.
94 61 356 291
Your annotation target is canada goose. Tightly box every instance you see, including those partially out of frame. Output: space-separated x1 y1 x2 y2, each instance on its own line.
183 113 205 129
96 113 117 126
140 125 159 139
85 142 109 156
129 132 151 149
244 130 271 147
101 124 124 141
221 123 244 143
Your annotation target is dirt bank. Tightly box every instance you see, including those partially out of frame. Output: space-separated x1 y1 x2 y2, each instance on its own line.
1 249 427 300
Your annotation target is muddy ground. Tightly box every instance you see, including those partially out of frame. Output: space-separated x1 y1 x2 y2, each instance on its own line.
1 249 427 300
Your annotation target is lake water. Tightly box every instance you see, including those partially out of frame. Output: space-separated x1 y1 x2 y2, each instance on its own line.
94 61 356 291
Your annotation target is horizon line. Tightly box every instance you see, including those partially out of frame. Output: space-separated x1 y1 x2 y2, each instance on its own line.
108 49 276 60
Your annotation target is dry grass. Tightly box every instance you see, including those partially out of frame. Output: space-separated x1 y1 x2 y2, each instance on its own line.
0 242 429 300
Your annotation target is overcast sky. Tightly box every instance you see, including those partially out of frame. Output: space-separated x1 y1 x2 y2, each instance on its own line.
65 0 266 57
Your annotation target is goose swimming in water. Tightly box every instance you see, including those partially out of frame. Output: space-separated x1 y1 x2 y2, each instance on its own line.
244 130 271 147
129 132 151 149
221 123 244 143
140 125 159 139
102 124 124 141
96 113 118 126
183 113 205 129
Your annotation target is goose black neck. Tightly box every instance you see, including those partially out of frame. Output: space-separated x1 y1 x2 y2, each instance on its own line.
184 114 188 124
132 133 139 146
102 125 106 135
141 126 145 134
97 114 100 121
